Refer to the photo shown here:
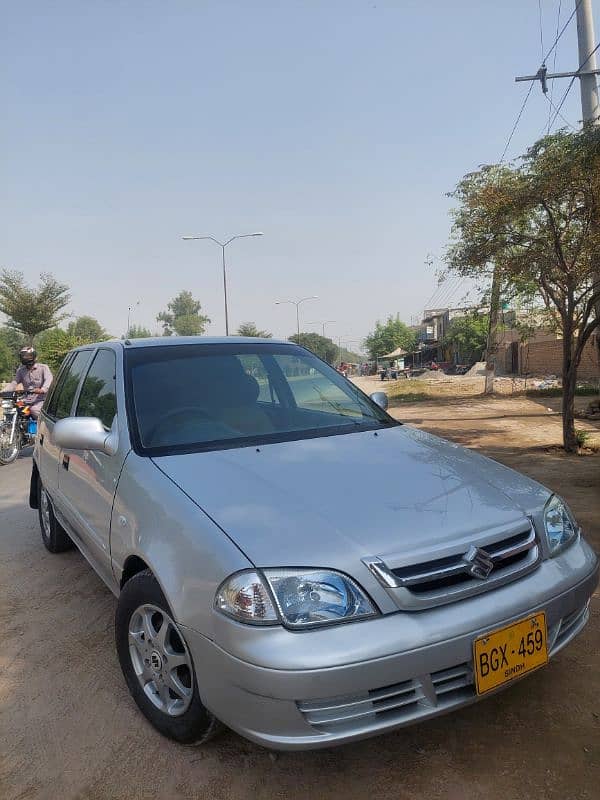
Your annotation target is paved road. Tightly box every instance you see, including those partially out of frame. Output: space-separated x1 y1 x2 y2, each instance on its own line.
1 448 599 800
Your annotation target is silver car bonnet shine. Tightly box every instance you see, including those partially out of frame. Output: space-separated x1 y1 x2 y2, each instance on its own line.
152 424 550 570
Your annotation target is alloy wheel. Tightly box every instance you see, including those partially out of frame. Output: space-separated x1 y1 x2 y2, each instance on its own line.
40 488 52 539
128 604 194 717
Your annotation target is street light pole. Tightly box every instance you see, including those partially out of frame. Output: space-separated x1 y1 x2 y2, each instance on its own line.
275 296 318 345
126 301 140 338
307 320 336 338
182 232 263 335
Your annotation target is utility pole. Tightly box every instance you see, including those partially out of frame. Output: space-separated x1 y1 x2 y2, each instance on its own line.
576 0 600 121
515 1 600 121
484 272 501 394
511 1 600 378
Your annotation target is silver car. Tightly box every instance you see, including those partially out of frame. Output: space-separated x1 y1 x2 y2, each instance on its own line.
31 337 598 749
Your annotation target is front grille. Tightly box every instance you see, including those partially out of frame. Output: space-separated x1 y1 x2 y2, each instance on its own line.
297 663 474 732
392 527 537 592
365 524 540 609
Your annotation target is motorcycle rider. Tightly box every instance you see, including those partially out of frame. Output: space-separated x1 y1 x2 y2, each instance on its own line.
5 347 53 419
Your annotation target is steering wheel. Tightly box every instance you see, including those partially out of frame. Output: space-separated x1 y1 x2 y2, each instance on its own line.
148 406 213 446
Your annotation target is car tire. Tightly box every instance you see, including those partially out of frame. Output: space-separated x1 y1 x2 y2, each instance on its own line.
115 569 221 745
38 481 73 553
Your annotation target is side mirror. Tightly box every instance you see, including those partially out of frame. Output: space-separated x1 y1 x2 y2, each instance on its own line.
54 417 118 455
370 391 389 411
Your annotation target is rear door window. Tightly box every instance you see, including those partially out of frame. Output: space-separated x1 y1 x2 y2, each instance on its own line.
76 349 117 430
52 351 93 420
43 353 74 416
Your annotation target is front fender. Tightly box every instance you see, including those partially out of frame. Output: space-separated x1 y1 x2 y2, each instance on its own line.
110 452 252 638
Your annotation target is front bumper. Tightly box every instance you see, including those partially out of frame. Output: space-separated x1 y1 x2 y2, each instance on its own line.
183 540 599 750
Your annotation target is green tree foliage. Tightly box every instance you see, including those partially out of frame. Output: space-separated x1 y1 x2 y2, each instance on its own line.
339 346 363 364
0 339 12 383
236 322 272 338
126 324 153 339
363 315 417 360
0 270 70 341
67 315 109 342
289 333 338 364
442 313 489 364
157 291 210 336
0 326 24 380
35 328 81 373
446 127 600 452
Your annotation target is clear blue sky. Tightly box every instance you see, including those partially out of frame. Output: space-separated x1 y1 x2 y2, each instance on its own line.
1 1 596 347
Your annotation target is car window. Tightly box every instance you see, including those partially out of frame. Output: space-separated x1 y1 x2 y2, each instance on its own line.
237 354 281 405
52 351 93 420
44 353 74 416
273 354 364 418
126 343 393 454
76 349 117 430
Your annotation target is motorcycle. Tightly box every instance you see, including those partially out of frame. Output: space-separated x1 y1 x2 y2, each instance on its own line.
0 391 38 465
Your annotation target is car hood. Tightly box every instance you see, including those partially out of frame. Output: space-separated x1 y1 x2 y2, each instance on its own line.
152 426 549 568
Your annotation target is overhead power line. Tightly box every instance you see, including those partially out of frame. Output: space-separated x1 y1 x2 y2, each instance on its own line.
500 80 535 162
548 39 600 129
542 0 583 65
544 91 575 129
548 0 563 132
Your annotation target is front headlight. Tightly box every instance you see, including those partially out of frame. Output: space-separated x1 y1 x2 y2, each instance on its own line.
543 495 579 555
215 568 378 629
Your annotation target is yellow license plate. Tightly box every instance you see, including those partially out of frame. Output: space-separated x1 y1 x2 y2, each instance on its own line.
473 612 548 695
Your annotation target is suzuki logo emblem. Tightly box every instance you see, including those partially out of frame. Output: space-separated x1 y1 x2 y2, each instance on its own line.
462 545 494 580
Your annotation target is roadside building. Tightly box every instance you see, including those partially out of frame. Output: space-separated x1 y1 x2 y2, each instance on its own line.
493 310 600 379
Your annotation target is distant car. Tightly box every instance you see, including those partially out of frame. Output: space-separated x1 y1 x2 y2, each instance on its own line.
31 337 598 750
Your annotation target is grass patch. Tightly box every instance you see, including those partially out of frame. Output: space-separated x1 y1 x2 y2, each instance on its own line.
385 378 482 405
392 392 429 403
575 429 591 448
525 384 599 398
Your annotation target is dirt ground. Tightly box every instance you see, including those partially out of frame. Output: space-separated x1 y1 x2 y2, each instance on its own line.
1 389 599 800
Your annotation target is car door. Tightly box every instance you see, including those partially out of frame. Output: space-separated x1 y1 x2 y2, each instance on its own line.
37 350 93 500
56 347 128 588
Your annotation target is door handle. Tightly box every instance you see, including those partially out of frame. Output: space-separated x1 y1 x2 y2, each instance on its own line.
62 454 70 471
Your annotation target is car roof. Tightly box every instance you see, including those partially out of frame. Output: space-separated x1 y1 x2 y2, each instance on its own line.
70 336 294 352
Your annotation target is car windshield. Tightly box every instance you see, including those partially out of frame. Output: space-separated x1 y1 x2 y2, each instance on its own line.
125 342 396 455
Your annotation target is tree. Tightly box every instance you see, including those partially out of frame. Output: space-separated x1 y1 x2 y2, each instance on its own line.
35 319 108 373
446 127 600 452
67 315 109 342
339 345 363 364
289 333 338 364
126 324 153 339
363 315 417 360
236 322 272 338
157 290 210 336
0 326 23 382
35 328 81 373
0 326 23 363
441 312 489 364
0 270 70 341
0 339 12 383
